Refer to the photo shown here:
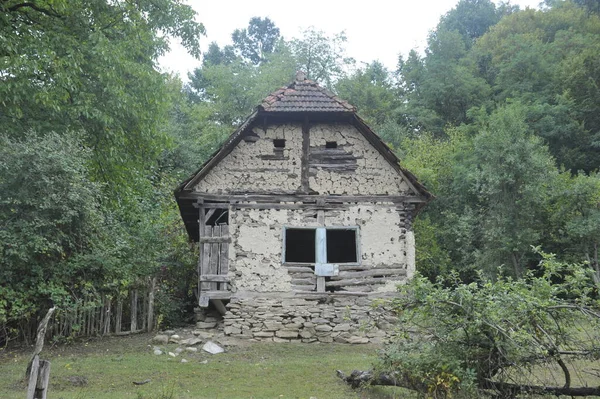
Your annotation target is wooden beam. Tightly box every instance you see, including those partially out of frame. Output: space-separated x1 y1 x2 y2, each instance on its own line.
199 236 231 243
199 275 231 282
178 192 427 204
201 291 232 300
301 118 310 193
325 277 404 287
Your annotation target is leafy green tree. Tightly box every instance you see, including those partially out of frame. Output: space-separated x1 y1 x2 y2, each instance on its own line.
437 0 516 48
289 28 355 89
447 105 557 276
231 17 280 65
0 132 102 335
472 2 600 171
345 253 600 397
0 0 204 195
547 171 600 282
336 61 401 126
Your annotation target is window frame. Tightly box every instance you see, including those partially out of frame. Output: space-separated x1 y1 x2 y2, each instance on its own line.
281 226 361 266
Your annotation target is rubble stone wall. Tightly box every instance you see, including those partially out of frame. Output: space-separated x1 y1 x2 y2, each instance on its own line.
223 295 397 344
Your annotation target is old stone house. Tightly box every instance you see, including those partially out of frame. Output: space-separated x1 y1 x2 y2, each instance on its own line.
175 72 431 343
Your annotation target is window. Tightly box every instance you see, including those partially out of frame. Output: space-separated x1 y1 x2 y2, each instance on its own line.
283 227 359 265
325 141 337 149
273 139 286 148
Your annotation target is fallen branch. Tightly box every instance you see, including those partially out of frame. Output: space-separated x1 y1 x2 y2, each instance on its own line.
337 369 600 397
479 379 600 397
336 369 427 392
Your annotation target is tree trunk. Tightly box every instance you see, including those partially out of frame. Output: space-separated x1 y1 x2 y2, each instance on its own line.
147 277 156 332
337 369 600 397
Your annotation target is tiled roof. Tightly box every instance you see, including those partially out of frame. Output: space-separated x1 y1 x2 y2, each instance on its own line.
260 72 355 113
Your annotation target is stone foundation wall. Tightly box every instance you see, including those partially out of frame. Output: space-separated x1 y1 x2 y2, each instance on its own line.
223 295 397 344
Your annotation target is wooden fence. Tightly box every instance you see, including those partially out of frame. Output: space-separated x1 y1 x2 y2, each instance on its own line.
46 278 157 340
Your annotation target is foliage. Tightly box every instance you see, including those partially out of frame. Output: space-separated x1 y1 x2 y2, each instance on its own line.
336 62 402 126
0 132 102 331
289 28 355 89
380 252 600 398
231 17 280 65
0 0 204 192
0 0 202 341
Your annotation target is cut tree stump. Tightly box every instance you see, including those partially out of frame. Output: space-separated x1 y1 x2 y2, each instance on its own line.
26 307 55 399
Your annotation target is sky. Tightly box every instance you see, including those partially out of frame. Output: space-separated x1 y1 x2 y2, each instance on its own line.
159 0 542 80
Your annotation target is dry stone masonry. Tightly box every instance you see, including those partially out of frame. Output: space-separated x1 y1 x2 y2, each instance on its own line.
223 295 396 344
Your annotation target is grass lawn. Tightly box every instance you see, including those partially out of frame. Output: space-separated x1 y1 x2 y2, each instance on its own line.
0 333 413 399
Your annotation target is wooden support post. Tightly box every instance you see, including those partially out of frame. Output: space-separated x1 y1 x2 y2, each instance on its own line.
198 206 206 303
212 299 227 316
26 356 39 399
209 226 220 292
35 360 51 399
315 220 326 293
301 117 310 193
220 225 230 291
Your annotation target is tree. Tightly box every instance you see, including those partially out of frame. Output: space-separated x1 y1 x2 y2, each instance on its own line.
231 17 280 65
339 253 600 398
472 2 600 171
548 171 600 282
447 105 557 277
0 132 102 338
289 28 355 89
335 61 401 127
0 0 205 196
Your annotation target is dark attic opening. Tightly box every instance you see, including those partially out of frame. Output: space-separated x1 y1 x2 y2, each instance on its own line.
284 228 316 263
325 141 337 149
327 229 357 263
205 207 229 226
273 139 286 148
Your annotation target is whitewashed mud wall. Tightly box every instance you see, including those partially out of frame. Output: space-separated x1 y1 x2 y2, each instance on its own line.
195 123 302 194
195 122 415 196
226 204 414 294
309 123 411 195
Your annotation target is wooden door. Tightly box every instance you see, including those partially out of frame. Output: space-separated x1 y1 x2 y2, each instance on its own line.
198 224 230 306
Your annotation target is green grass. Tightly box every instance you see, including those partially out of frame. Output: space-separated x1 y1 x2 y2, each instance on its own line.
0 333 414 399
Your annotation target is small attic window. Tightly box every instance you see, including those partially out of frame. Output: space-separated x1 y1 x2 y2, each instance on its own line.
273 139 286 149
325 141 337 149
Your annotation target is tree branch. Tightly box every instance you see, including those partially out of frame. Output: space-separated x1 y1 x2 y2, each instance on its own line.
6 2 61 18
338 369 600 397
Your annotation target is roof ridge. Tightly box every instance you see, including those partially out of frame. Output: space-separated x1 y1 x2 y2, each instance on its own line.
260 75 356 113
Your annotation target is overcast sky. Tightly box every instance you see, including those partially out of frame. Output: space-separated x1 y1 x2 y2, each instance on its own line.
159 0 542 80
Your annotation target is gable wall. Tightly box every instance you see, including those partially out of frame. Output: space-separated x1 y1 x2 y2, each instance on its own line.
308 124 411 195
193 122 413 196
195 123 302 194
